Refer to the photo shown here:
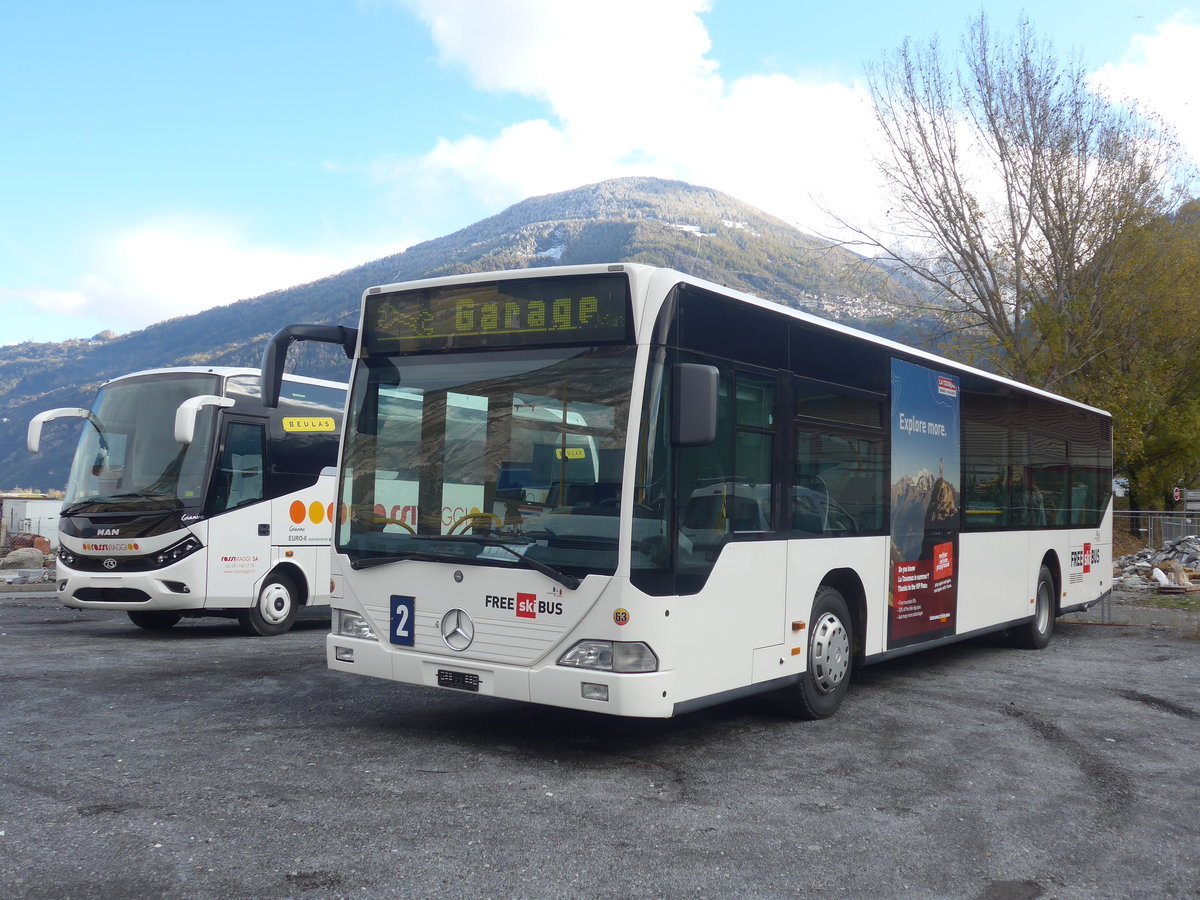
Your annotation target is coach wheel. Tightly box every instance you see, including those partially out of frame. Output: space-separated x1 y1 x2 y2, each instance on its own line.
238 572 299 637
1013 564 1056 650
127 610 181 631
780 585 853 719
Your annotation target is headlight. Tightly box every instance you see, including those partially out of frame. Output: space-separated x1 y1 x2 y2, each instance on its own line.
558 640 658 673
334 609 377 641
152 535 203 567
58 547 77 567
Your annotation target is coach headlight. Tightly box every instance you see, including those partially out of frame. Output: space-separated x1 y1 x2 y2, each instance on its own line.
558 640 658 673
58 547 77 568
334 609 377 641
152 535 202 567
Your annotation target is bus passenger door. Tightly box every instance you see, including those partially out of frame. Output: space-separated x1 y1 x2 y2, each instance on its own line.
673 365 788 687
205 418 272 607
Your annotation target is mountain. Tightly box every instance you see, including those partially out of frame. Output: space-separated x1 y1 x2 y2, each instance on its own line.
0 176 930 491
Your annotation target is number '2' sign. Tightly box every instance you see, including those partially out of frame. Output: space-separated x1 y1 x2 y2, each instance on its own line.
390 595 415 646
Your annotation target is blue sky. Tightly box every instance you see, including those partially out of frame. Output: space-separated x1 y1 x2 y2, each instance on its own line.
3 0 1197 345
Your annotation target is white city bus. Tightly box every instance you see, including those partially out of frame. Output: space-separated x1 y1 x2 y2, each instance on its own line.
263 264 1112 716
28 366 347 635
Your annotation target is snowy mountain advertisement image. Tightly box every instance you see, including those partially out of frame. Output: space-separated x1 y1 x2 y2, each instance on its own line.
889 359 960 648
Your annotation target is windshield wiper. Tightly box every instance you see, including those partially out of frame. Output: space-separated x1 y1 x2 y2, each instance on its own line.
353 551 464 570
467 537 581 590
351 541 580 589
60 494 175 516
404 534 582 590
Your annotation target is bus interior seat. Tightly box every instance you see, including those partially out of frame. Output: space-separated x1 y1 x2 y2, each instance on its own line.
225 453 263 508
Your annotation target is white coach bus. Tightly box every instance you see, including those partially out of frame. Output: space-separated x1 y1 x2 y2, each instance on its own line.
262 264 1112 716
28 366 347 635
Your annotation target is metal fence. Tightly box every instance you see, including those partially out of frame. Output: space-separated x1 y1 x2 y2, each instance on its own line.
1113 511 1200 549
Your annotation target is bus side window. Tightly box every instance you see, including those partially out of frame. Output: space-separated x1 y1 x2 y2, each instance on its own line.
963 420 1010 529
794 430 884 537
212 422 266 513
1029 434 1068 527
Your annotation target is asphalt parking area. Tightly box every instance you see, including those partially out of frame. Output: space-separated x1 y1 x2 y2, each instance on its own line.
2 592 1197 899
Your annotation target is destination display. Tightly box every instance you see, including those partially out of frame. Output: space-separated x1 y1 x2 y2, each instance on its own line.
363 273 631 353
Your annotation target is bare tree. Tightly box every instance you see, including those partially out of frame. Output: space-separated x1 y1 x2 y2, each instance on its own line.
846 12 1190 390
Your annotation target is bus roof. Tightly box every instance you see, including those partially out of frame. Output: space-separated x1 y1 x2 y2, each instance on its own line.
100 366 346 391
363 262 1109 419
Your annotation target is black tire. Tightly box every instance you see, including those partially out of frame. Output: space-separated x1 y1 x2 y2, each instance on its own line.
237 571 300 636
127 610 181 631
1012 564 1056 650
780 585 854 719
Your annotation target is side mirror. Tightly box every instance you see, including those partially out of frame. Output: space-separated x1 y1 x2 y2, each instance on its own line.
260 323 358 409
27 407 90 453
672 364 719 447
174 396 235 444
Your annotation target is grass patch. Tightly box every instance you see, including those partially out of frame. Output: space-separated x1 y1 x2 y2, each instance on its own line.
1132 594 1200 612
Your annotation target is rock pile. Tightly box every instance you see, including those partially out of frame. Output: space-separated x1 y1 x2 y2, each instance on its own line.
0 546 54 586
1 547 47 570
1114 536 1200 591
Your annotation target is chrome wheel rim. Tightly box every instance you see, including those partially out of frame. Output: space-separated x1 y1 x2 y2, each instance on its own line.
811 611 850 693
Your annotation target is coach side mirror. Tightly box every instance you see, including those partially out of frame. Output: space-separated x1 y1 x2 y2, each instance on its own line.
672 363 719 447
174 396 235 444
27 407 90 453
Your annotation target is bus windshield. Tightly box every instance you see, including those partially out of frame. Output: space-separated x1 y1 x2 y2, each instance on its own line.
62 373 222 512
339 346 639 578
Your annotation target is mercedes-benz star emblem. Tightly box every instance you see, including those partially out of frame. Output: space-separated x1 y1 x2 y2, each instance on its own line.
439 608 475 652
102 558 118 570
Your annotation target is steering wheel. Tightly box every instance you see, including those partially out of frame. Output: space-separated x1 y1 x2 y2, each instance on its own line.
373 514 416 533
448 511 503 534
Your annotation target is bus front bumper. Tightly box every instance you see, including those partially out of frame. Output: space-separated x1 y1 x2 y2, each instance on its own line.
325 635 677 718
59 568 207 611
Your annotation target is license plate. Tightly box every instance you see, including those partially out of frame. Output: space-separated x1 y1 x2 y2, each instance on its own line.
437 670 480 692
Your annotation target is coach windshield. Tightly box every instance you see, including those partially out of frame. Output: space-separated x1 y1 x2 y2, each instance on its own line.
61 373 221 514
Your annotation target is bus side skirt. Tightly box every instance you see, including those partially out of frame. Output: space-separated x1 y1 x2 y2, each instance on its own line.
867 616 1051 666
671 674 801 717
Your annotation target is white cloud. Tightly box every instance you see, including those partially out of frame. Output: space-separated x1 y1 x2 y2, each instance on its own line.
404 0 719 111
372 2 1200 247
1089 16 1200 169
384 0 886 237
7 218 369 334
2 286 92 317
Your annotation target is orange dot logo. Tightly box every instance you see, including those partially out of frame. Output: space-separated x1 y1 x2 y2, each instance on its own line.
289 500 306 524
309 500 325 523
613 608 630 626
327 502 334 524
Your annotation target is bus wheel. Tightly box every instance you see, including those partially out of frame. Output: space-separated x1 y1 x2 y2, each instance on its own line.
1013 565 1056 650
238 572 299 637
128 610 181 631
780 585 853 719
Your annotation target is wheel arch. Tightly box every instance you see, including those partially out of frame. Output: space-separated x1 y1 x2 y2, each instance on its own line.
1040 550 1062 614
264 562 310 606
819 567 867 661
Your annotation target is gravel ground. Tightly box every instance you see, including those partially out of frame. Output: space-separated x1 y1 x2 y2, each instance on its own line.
1 589 1197 900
